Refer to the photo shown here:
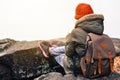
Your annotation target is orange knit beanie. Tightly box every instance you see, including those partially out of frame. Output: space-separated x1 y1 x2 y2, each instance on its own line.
75 3 94 20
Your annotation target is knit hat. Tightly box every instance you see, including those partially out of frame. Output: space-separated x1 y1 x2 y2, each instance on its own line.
75 3 94 20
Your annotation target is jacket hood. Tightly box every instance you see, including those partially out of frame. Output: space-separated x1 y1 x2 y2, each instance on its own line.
75 14 104 34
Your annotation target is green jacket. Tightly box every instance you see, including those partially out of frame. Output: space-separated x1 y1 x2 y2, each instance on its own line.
63 14 104 74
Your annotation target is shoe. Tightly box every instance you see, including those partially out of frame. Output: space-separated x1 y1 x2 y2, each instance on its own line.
39 40 52 59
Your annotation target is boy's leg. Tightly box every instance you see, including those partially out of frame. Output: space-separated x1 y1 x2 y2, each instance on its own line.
54 54 65 67
39 40 65 59
39 40 65 67
49 46 65 56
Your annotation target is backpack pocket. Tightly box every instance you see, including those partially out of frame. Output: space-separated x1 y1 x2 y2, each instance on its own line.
80 57 99 78
80 58 111 78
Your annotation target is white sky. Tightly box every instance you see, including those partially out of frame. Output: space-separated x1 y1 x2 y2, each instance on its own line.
0 0 120 41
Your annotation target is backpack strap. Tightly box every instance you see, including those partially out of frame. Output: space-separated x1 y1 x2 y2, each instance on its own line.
98 50 102 74
80 58 86 76
108 50 114 72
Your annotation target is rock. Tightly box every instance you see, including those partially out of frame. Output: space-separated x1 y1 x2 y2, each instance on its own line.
114 57 120 74
34 72 120 80
0 38 120 80
0 38 65 80
0 64 12 80
64 74 77 80
112 38 120 56
0 38 15 52
34 72 64 80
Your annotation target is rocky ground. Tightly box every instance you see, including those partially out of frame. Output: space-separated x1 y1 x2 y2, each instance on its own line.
0 38 120 80
34 72 120 80
114 57 120 74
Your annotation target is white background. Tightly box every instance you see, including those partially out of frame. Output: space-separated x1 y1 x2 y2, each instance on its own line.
0 0 120 41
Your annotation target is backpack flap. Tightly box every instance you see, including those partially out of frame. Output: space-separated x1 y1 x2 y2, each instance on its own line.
88 33 116 59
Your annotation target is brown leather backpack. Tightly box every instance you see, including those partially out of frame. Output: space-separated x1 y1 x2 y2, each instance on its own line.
80 33 116 78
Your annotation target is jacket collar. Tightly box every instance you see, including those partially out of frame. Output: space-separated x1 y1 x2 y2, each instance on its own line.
75 14 104 28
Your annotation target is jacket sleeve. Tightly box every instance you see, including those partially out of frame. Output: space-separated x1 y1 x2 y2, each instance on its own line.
75 44 86 57
65 41 76 57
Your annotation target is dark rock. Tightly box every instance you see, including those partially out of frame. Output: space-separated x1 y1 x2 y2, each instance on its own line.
0 38 65 80
0 64 12 80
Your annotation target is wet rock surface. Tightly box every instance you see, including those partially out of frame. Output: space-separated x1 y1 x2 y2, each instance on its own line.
0 38 120 80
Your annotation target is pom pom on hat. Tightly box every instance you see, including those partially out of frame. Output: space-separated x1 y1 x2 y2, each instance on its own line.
75 3 94 20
